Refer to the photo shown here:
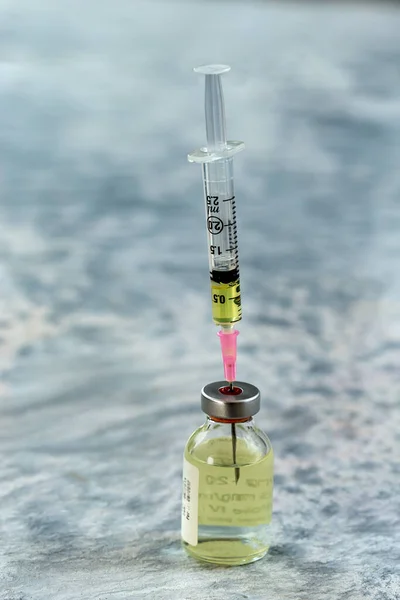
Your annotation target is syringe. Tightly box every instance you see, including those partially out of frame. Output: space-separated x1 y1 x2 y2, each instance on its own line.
188 65 244 386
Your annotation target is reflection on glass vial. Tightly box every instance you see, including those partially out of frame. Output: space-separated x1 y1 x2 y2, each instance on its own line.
181 382 273 566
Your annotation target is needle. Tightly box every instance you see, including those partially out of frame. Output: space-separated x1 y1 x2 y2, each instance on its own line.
231 421 240 484
230 379 239 484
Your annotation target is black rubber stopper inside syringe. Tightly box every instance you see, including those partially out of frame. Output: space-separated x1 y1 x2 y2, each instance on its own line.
210 267 239 284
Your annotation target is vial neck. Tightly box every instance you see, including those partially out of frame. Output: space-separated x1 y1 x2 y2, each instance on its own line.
207 415 254 425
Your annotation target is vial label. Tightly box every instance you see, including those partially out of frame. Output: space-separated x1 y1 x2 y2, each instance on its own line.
198 463 273 527
192 439 274 528
181 458 199 546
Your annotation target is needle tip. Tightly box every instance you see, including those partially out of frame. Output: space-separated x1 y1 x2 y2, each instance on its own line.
234 467 240 484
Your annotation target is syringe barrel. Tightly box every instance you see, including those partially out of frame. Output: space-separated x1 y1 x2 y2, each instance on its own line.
203 158 238 275
202 157 242 325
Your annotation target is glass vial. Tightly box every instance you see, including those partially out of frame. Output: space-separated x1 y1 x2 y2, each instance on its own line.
181 381 273 566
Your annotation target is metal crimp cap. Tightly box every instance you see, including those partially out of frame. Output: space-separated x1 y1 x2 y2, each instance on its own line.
201 381 260 420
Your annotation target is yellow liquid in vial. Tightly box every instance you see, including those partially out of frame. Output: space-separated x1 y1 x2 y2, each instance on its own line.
183 437 273 565
211 279 241 325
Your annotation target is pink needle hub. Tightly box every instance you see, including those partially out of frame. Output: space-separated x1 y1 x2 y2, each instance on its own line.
218 328 239 383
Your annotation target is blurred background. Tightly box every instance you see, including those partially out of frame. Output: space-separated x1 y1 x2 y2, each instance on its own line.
1 1 400 598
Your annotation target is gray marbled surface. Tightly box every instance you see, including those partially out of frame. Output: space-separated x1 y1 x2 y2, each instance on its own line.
1 1 400 599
